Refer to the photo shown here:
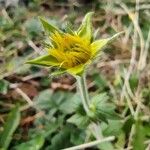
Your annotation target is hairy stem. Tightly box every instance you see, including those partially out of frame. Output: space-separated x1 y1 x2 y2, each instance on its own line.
76 74 90 113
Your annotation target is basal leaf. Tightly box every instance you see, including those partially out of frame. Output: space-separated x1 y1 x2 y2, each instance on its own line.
90 93 121 122
67 113 90 128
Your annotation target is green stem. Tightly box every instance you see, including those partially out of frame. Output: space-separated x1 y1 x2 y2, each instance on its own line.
76 73 105 143
76 73 90 113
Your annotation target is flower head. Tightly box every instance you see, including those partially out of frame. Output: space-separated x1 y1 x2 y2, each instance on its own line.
27 12 123 76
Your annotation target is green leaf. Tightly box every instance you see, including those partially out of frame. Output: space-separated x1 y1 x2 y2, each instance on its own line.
0 80 9 95
133 121 146 150
70 129 85 145
39 17 60 34
0 105 20 150
14 135 44 150
34 89 53 110
49 126 72 150
77 12 94 42
26 54 60 67
35 90 75 114
90 93 121 122
59 94 81 114
102 120 123 136
123 116 135 135
67 113 90 128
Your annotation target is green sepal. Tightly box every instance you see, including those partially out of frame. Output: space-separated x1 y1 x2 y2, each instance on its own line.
67 64 85 76
77 12 94 42
50 69 66 77
39 17 61 34
91 31 124 56
26 54 60 67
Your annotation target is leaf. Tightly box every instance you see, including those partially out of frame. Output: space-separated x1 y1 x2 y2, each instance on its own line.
0 105 20 150
49 126 72 150
70 129 85 145
39 17 60 34
0 80 9 95
35 90 75 114
67 113 90 128
94 125 114 150
34 89 53 110
90 93 121 123
123 116 135 135
14 135 44 150
102 120 123 136
26 54 60 67
59 94 81 114
133 121 146 150
77 12 94 42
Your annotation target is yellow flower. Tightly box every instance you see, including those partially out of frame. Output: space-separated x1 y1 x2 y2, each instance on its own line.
27 12 123 76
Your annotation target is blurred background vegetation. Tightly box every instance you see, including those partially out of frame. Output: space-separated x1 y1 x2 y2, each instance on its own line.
0 0 150 150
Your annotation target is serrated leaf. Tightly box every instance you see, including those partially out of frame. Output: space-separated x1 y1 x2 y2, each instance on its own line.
34 89 53 110
14 135 44 150
103 120 123 136
49 126 72 150
77 12 94 42
94 124 114 150
0 105 20 150
39 17 60 34
59 94 81 114
90 93 121 122
67 113 90 128
70 129 85 145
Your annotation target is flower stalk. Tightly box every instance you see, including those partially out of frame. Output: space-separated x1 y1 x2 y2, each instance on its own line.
76 73 105 142
76 73 90 113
